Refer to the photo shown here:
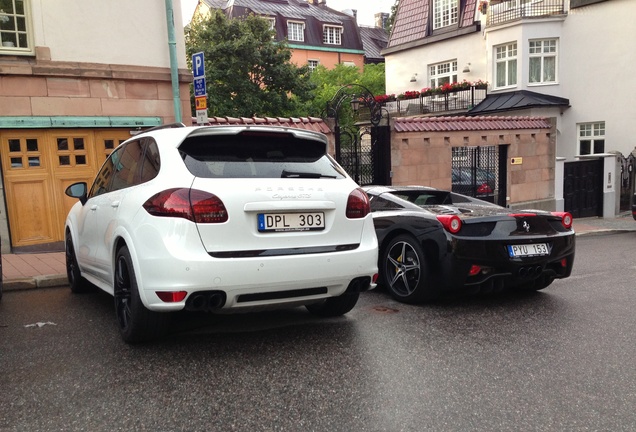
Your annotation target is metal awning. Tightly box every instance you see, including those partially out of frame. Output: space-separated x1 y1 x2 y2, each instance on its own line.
468 90 570 115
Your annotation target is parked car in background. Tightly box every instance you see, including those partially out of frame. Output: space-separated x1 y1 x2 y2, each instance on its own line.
364 185 575 303
451 167 496 198
65 124 378 342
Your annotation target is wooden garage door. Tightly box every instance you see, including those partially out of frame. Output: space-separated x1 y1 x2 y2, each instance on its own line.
0 129 130 249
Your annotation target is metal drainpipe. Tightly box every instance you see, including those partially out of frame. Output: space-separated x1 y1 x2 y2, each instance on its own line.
164 0 182 123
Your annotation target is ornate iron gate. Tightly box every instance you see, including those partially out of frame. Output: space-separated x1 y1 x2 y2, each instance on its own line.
564 159 603 218
451 145 507 206
325 85 391 186
619 152 636 212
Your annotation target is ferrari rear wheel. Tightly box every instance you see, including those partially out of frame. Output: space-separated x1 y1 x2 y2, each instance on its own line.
382 234 432 303
114 245 170 343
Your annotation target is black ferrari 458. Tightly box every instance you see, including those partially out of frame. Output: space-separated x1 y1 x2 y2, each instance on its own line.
364 186 575 303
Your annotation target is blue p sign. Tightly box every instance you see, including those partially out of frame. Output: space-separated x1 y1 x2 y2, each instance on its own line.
192 52 205 78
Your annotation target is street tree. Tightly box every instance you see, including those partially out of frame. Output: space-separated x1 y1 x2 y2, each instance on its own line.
301 62 386 117
186 10 313 118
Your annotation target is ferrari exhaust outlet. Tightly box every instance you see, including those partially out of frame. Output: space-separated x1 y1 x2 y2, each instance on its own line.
517 266 543 278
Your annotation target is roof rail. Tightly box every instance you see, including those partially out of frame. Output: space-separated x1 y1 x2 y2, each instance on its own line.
142 122 187 133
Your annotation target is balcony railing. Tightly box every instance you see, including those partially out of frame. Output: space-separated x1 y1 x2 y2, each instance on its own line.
486 0 566 27
379 86 487 117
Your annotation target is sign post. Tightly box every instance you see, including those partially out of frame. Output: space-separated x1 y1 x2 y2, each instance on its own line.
192 52 208 125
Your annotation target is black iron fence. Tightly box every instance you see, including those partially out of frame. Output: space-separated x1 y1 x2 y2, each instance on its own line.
379 86 487 117
486 0 566 27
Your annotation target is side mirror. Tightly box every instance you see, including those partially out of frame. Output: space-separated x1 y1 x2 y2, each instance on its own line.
65 182 88 205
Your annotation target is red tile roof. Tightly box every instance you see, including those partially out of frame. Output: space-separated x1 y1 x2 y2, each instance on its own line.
394 116 553 132
191 116 332 134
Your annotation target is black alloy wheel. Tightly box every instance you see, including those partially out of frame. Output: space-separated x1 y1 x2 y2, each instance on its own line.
66 233 90 293
114 246 169 343
382 234 432 303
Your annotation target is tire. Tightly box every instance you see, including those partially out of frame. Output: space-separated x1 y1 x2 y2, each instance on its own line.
305 292 360 317
522 274 554 292
114 246 170 343
66 233 91 293
381 234 434 303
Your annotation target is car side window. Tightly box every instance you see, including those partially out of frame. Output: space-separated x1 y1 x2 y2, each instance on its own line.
110 141 144 192
139 139 160 183
370 195 403 211
89 150 117 198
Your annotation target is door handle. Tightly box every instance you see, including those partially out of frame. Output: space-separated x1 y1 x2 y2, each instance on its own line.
90 205 97 211
111 201 120 208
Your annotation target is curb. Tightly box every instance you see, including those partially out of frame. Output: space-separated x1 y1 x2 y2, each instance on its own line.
575 229 635 237
3 274 68 292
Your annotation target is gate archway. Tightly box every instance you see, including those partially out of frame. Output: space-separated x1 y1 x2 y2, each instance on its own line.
324 84 391 185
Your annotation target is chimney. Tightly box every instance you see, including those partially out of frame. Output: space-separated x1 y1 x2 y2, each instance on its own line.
375 12 389 29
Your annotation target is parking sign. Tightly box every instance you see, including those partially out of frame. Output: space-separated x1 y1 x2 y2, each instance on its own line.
192 52 205 78
194 77 206 97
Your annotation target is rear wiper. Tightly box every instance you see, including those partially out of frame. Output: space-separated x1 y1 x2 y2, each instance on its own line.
281 170 336 179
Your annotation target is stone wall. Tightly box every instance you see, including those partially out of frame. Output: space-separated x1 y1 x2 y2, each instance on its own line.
390 116 557 210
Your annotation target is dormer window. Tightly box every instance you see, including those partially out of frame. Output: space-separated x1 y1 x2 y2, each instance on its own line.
287 21 305 42
267 17 276 32
433 0 458 30
323 25 343 45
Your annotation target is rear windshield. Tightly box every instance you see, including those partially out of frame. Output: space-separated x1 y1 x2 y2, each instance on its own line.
179 133 346 179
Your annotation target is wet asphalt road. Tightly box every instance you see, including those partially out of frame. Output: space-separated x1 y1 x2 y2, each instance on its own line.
1 232 636 431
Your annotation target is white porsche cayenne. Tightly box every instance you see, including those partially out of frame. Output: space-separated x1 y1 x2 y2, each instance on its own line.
65 124 378 343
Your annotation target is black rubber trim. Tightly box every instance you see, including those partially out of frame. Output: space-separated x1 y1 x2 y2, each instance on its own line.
209 243 359 258
237 287 328 303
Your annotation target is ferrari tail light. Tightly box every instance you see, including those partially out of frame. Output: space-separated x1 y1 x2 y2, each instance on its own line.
468 265 481 276
436 214 462 234
346 188 370 219
143 188 228 223
551 211 573 229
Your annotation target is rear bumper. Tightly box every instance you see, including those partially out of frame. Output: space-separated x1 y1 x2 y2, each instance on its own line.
435 233 575 293
135 237 378 312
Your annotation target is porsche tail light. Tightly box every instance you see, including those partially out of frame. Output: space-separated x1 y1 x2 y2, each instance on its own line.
143 188 228 223
436 214 462 234
551 211 573 229
346 188 370 219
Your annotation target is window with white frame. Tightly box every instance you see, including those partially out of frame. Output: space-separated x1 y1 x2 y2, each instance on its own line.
578 122 605 155
287 21 305 42
529 39 557 84
429 60 458 88
495 42 517 88
308 59 319 72
267 18 276 32
0 0 32 52
433 0 458 30
323 25 342 45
